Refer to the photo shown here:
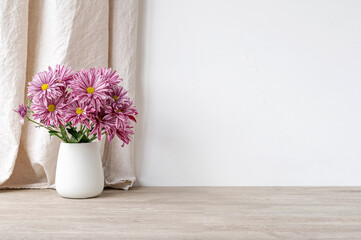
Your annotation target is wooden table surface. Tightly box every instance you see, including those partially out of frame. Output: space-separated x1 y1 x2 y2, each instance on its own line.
0 187 361 239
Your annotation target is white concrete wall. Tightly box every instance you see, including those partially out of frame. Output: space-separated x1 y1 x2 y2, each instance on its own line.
135 0 361 186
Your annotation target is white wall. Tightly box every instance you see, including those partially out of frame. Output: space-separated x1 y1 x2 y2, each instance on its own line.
135 0 361 186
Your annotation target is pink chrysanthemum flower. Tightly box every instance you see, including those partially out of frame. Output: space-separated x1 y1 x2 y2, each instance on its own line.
113 100 137 128
69 69 109 111
98 67 122 85
49 64 73 84
108 85 128 105
107 85 137 127
90 107 116 141
63 100 94 129
28 70 65 101
31 96 66 129
110 126 134 146
14 104 28 124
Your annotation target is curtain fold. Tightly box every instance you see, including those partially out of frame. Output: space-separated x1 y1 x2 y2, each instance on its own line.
0 0 138 190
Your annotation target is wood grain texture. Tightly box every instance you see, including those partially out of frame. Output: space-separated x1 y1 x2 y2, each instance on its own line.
0 187 361 239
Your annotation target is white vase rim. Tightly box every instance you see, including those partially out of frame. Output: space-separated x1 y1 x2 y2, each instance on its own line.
60 141 99 145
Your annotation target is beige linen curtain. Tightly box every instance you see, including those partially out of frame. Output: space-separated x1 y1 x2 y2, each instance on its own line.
0 0 138 189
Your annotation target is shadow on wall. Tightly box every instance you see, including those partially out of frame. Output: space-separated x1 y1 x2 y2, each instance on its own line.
134 0 147 186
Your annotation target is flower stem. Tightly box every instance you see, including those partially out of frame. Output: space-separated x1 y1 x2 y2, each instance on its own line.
26 116 45 128
25 116 65 141
59 125 69 142
89 134 97 142
77 130 86 143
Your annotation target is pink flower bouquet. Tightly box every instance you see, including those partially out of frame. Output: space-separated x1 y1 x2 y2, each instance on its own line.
15 65 137 145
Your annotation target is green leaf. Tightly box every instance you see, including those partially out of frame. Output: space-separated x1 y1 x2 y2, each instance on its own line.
79 134 90 143
66 127 79 139
48 129 59 137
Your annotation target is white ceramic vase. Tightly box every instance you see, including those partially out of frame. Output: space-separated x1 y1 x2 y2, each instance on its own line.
55 142 104 198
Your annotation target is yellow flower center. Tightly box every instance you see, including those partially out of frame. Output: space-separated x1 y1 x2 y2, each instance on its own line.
76 107 83 114
87 87 95 94
48 104 55 112
117 109 122 113
113 95 118 101
41 84 49 90
98 116 102 121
